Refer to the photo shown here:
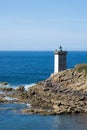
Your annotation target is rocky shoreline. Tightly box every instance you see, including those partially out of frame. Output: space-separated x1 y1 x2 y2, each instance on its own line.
0 64 87 115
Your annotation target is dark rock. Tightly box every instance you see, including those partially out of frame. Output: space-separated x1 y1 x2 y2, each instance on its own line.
44 88 50 91
16 86 25 91
31 91 36 95
0 82 8 85
44 80 52 87
79 96 86 101
0 87 13 91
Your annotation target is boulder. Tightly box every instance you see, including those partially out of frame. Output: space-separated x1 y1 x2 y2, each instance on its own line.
16 86 25 91
0 82 8 85
0 87 13 91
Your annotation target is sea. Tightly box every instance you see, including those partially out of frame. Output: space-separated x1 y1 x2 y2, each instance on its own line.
0 51 87 130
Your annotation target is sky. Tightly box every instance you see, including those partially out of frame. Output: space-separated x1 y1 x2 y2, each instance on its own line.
0 0 87 51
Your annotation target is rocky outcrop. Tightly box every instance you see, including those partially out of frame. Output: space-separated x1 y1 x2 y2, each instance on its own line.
0 64 87 115
26 64 87 114
16 86 25 92
0 87 13 92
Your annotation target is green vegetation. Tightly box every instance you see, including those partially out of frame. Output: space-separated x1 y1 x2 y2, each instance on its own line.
75 64 87 73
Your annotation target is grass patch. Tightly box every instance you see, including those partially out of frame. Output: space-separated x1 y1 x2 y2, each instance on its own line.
75 64 87 73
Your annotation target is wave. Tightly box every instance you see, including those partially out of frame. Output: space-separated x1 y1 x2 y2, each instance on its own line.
4 97 18 101
24 83 36 91
0 83 36 91
0 84 11 88
14 83 36 91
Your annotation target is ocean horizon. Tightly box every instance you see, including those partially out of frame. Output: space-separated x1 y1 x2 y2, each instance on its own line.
0 51 87 86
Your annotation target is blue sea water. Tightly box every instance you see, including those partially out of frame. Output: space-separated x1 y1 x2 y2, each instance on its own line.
0 51 87 130
0 51 87 86
0 51 54 85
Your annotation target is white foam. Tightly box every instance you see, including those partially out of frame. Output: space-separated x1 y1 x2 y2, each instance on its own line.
0 83 36 91
24 83 36 91
26 104 31 108
0 84 11 88
4 97 18 101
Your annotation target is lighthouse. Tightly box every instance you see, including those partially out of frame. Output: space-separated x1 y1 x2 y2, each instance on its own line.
54 46 67 73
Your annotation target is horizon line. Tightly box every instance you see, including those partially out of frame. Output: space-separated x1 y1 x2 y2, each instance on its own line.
0 50 87 52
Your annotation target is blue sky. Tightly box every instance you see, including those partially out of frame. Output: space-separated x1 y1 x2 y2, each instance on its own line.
0 0 87 51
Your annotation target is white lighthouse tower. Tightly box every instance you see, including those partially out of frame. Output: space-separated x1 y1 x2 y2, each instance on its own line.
54 46 67 73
